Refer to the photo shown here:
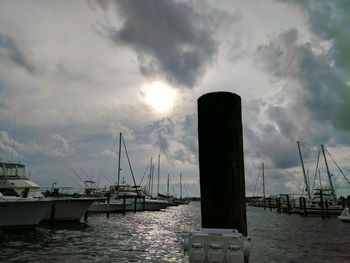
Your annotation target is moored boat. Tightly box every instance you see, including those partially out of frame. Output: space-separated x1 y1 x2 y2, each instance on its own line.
338 208 350 222
0 193 51 227
0 160 99 222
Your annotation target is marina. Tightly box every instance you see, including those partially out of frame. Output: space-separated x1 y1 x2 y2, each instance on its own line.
1 1 350 262
1 202 350 262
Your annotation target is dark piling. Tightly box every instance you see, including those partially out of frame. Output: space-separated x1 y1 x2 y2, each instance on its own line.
106 194 110 218
122 194 126 214
198 92 247 236
50 202 56 226
320 190 325 219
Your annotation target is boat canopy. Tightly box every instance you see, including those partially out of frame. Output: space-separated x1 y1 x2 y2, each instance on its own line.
0 162 27 179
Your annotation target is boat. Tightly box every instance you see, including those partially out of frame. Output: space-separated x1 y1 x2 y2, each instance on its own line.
95 133 170 212
111 183 169 211
0 193 51 227
88 198 132 213
338 208 350 222
289 143 347 215
290 188 344 215
0 160 98 222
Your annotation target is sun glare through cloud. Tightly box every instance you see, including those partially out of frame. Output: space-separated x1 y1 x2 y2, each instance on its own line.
143 81 176 113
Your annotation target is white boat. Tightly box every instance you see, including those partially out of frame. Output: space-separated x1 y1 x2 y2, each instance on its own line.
289 189 344 215
338 208 350 222
0 160 97 222
88 198 134 213
111 183 170 211
41 196 96 221
0 193 51 227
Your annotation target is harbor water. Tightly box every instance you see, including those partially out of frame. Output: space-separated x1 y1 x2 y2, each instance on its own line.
1 202 350 263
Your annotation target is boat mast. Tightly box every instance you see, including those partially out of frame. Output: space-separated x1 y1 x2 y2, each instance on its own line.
117 132 122 187
157 154 160 197
321 144 336 200
180 173 182 200
150 158 154 197
297 141 311 198
311 150 321 195
167 174 170 196
262 162 266 210
121 134 137 187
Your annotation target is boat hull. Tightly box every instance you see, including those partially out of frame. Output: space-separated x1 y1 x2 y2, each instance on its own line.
0 199 51 227
88 200 133 213
144 199 170 211
338 208 350 222
42 198 95 222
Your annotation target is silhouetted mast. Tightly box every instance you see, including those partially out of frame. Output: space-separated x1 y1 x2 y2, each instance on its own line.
321 144 336 200
157 154 160 196
297 141 311 198
262 162 266 210
117 132 122 186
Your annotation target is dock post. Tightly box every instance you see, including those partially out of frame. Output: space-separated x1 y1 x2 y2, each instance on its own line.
268 198 272 211
123 194 126 214
299 197 303 216
142 196 146 211
106 193 110 218
198 92 248 261
325 201 330 218
134 196 137 212
286 195 291 214
50 202 56 226
198 92 246 233
84 211 88 221
341 197 345 209
320 190 325 219
302 197 307 217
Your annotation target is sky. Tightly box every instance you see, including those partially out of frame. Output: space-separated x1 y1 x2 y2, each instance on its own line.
1 0 350 198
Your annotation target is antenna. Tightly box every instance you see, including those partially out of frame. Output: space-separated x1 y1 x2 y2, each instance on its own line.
10 117 16 161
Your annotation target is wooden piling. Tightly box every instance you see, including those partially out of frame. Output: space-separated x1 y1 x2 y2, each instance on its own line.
84 211 88 221
302 197 307 217
341 197 346 209
276 197 280 213
300 197 305 216
142 196 146 211
198 92 247 236
320 189 325 219
325 201 330 218
122 194 126 214
286 195 291 214
50 202 56 226
134 196 137 212
106 194 110 218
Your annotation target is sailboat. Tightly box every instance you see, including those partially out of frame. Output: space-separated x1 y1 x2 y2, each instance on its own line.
338 208 350 222
89 133 169 212
290 143 345 214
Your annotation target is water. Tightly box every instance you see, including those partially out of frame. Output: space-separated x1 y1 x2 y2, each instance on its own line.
1 203 350 262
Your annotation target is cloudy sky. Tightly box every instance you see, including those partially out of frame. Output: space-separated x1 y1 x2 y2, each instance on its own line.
1 0 350 197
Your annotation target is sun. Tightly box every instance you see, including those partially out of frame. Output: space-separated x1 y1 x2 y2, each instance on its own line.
143 81 176 113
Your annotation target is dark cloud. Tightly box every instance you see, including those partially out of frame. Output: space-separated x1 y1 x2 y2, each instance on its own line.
254 22 350 146
0 33 37 74
179 114 198 156
244 124 300 169
254 29 300 80
297 0 350 69
95 0 227 88
268 1 350 134
133 118 175 154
